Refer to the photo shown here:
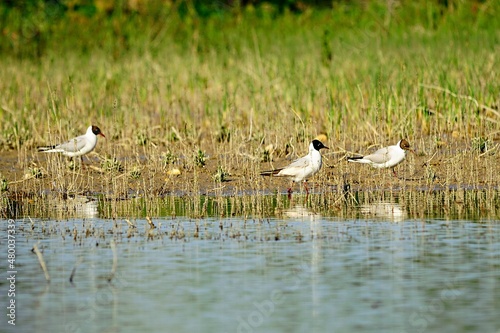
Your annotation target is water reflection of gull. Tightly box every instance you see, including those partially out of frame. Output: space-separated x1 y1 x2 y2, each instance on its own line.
359 202 406 222
283 205 321 220
49 195 99 218
282 204 322 319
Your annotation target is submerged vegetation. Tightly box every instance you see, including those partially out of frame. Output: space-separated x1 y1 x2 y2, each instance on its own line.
0 0 499 218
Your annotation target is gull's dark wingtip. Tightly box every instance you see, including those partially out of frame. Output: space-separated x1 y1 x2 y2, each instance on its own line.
37 145 55 152
260 169 282 176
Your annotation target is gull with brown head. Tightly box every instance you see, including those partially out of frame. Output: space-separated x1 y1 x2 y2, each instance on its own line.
347 139 414 177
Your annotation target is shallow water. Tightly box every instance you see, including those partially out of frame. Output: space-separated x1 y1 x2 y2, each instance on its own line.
1 197 500 333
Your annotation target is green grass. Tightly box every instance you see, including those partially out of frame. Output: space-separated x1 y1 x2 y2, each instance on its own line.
1 1 498 146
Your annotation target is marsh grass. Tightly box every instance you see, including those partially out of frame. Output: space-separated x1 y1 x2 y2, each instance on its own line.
0 1 499 215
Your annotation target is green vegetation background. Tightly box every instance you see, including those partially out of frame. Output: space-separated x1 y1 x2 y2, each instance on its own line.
0 0 498 152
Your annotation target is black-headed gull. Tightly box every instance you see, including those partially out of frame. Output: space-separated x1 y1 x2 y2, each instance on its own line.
261 139 329 195
347 139 414 176
38 125 105 160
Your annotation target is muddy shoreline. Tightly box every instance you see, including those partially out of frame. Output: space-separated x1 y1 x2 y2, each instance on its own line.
1 141 499 202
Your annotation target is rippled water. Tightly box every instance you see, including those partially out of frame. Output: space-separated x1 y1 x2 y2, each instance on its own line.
1 197 500 333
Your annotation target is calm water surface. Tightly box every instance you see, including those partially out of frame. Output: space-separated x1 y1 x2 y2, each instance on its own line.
1 199 499 333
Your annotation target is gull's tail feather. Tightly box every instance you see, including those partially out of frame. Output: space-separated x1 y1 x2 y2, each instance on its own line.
260 169 283 176
38 146 59 153
347 156 364 162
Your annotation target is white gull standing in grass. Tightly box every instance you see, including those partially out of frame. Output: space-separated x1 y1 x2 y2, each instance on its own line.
261 139 329 196
347 139 414 176
38 125 105 163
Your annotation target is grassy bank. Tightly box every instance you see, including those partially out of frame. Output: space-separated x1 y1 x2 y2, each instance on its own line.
0 0 499 203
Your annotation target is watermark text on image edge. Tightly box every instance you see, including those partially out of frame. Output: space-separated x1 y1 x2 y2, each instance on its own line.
7 219 17 325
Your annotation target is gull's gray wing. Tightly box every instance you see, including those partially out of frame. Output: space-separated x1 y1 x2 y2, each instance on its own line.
364 148 390 164
276 156 311 177
285 156 311 169
55 135 87 153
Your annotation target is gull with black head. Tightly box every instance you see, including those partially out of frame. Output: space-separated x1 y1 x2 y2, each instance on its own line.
261 139 329 196
38 125 106 164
